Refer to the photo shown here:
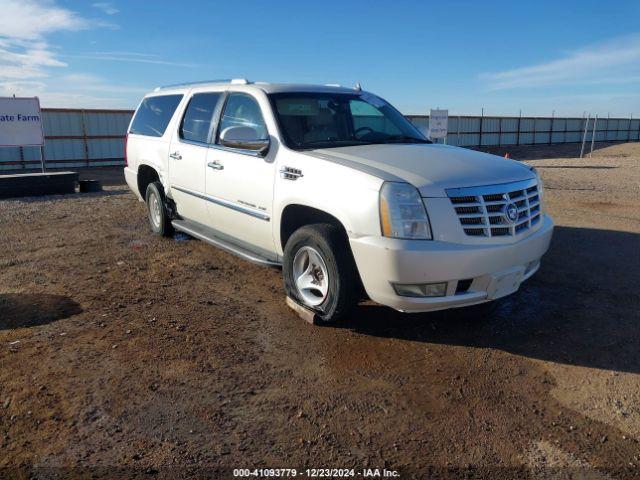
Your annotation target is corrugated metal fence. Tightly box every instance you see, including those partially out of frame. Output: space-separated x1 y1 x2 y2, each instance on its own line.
0 108 133 171
407 115 640 147
1 109 638 171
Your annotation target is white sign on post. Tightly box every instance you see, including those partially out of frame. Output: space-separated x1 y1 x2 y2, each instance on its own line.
428 109 448 140
0 97 44 147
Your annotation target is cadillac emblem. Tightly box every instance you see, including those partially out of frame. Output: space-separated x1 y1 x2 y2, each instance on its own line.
504 202 519 223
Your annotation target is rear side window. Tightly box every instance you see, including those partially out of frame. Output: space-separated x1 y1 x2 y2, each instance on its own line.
130 94 183 137
180 92 223 143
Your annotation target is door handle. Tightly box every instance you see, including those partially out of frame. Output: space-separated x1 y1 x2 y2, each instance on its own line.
169 151 182 160
207 161 224 170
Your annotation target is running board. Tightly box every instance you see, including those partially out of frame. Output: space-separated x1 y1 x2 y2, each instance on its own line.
171 220 281 268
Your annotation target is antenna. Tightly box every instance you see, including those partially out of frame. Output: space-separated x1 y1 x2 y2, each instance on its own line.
354 82 362 92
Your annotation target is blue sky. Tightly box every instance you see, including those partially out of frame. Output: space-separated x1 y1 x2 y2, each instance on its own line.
1 0 639 116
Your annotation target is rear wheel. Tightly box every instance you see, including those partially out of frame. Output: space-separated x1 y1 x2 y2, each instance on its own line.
145 181 173 237
283 224 358 323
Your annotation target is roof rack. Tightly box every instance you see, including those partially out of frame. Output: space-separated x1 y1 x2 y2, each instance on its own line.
154 78 250 91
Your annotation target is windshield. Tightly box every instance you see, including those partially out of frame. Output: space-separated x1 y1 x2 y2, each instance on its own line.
269 92 430 150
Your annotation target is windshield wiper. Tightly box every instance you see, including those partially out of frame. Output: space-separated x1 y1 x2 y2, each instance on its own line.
379 135 430 144
299 139 374 149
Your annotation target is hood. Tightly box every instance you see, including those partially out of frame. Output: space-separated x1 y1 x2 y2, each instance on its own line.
306 143 535 197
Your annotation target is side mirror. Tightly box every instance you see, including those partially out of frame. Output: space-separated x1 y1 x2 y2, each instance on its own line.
220 126 269 156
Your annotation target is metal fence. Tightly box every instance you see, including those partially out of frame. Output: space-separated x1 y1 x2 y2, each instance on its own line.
407 115 640 147
0 108 133 171
1 109 639 171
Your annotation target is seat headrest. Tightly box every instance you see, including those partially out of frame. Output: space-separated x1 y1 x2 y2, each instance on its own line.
308 108 334 127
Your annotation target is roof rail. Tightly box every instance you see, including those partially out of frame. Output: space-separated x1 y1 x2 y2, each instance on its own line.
154 78 250 91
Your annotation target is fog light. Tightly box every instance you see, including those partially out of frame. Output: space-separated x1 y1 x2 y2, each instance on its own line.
393 282 447 298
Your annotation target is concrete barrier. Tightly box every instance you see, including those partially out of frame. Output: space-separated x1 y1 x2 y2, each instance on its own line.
0 171 79 199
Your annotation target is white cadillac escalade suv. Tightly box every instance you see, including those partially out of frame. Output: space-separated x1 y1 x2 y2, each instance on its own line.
124 79 553 323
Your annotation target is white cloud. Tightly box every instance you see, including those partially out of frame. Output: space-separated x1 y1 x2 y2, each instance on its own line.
0 80 47 92
0 73 146 108
92 2 119 15
0 0 89 40
55 73 145 94
480 34 640 90
0 0 89 90
88 51 161 58
66 52 198 68
0 0 147 107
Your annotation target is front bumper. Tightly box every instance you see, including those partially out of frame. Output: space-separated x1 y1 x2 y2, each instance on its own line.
349 214 554 313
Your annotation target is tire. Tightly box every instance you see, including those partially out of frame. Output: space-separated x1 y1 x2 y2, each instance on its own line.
283 224 358 323
145 181 174 237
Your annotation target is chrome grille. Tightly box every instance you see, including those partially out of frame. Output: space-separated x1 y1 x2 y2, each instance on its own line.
446 179 541 238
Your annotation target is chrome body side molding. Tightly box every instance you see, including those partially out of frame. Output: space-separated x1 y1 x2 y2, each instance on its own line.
171 185 270 221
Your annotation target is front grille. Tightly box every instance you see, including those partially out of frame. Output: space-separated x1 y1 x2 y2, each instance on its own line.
447 179 541 238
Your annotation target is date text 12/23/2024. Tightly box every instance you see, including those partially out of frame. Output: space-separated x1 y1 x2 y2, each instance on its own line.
233 468 401 478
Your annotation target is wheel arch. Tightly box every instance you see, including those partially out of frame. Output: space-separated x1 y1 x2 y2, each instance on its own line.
279 204 350 252
137 164 160 199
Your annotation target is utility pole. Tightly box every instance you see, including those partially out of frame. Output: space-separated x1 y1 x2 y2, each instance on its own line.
589 114 598 158
479 107 484 147
580 114 590 159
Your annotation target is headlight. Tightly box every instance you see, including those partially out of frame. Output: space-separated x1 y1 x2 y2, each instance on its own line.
527 165 544 200
379 182 432 240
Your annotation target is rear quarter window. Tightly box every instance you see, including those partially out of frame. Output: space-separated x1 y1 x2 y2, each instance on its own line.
129 94 183 137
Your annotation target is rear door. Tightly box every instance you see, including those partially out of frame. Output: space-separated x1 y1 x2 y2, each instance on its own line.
168 91 224 225
204 91 276 255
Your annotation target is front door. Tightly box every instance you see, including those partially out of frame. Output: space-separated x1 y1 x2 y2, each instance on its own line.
205 92 276 256
168 91 223 226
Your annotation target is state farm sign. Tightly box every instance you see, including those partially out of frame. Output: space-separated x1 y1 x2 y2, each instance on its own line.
0 97 44 147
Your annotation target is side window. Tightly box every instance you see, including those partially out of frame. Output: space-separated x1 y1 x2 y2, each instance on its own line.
130 94 183 137
218 93 268 142
180 92 223 143
349 99 401 136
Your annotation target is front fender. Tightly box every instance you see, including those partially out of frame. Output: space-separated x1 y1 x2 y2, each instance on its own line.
273 189 381 256
272 149 385 256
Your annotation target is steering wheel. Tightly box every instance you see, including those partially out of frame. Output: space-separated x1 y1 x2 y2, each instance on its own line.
354 126 374 139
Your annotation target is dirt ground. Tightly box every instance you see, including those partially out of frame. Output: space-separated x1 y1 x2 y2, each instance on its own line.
1 142 639 479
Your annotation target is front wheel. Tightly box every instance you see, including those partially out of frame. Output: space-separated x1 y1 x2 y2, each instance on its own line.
283 224 358 323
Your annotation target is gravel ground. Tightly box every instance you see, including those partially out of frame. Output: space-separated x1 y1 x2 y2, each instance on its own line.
0 142 639 479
